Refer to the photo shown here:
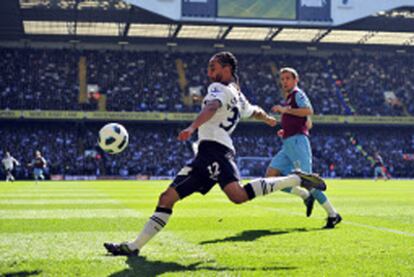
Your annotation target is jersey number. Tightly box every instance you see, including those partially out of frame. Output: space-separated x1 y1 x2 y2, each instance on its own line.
219 107 240 132
207 162 220 181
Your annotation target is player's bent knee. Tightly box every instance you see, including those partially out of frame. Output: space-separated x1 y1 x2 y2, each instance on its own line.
158 188 179 208
266 167 281 177
223 182 249 204
229 196 246 204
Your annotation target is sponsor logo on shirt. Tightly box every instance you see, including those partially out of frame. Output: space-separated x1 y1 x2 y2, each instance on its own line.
210 87 222 94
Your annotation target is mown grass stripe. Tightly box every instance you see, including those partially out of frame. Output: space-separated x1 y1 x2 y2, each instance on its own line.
0 194 116 200
0 231 214 262
0 209 142 219
0 193 109 197
0 199 120 205
0 198 305 205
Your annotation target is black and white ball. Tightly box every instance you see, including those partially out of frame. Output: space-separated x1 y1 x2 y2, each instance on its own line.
98 123 129 154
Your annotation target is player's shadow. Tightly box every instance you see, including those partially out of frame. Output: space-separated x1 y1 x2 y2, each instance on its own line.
200 227 319 245
2 270 42 277
108 256 297 277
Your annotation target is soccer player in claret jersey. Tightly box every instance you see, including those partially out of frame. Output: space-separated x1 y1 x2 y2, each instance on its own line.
373 152 390 181
28 151 47 184
104 52 327 256
2 151 20 182
267 67 342 229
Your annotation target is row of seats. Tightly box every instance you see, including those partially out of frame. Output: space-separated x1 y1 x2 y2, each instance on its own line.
1 48 413 116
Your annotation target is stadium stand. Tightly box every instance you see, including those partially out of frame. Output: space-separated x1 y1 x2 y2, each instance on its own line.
1 48 413 116
1 122 413 179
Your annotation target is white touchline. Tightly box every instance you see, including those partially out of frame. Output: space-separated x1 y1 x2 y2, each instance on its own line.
343 221 414 237
253 205 414 237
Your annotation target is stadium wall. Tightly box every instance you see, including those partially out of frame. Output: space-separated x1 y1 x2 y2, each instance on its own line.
1 110 414 126
1 40 413 57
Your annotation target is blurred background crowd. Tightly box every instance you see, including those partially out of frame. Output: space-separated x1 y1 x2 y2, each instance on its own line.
1 122 413 179
1 48 414 180
1 48 413 115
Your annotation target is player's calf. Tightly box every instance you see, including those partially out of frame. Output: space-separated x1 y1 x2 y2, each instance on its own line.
303 194 315 217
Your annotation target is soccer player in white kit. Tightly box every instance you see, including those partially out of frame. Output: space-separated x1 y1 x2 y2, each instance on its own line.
2 152 20 182
104 52 327 256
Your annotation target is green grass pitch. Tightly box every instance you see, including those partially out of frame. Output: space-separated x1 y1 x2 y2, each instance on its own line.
0 179 413 276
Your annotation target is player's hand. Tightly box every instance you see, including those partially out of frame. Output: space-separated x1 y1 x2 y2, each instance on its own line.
271 105 286 114
265 117 277 127
177 126 195 141
277 129 285 138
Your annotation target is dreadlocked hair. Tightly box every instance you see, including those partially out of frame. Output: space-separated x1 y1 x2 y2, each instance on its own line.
212 51 240 89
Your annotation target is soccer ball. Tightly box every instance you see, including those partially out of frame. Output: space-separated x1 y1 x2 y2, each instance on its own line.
98 123 129 154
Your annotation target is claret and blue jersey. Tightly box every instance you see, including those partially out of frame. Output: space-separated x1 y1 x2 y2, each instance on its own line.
270 87 313 175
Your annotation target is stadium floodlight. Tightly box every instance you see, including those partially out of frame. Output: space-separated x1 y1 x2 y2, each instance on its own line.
320 30 373 44
365 31 414 45
20 0 130 10
225 27 275 40
128 24 177 38
177 25 224 39
396 49 407 53
306 46 318 51
76 22 121 36
405 36 414 46
273 28 326 42
213 43 225 48
23 21 73 35
20 0 51 9
376 9 414 19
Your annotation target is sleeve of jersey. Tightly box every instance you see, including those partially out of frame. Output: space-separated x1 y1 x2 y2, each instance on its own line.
239 93 258 118
295 91 313 109
205 83 228 106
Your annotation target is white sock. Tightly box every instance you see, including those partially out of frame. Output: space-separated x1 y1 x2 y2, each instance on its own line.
322 199 337 217
128 207 172 251
290 187 310 200
244 175 300 198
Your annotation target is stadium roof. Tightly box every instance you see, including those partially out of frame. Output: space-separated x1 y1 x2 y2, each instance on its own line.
1 0 414 48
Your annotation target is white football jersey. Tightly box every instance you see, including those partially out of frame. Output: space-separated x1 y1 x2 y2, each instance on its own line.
197 82 258 152
2 156 19 170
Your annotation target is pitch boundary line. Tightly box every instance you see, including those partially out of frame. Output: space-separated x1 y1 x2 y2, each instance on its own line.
254 205 414 237
342 221 414 237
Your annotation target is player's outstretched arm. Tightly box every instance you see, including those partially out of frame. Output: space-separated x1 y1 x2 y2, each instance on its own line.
251 107 277 127
177 100 221 141
306 116 313 130
272 105 313 117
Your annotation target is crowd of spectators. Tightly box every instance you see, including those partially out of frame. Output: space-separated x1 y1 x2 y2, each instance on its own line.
2 47 413 180
1 47 414 116
1 122 413 180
